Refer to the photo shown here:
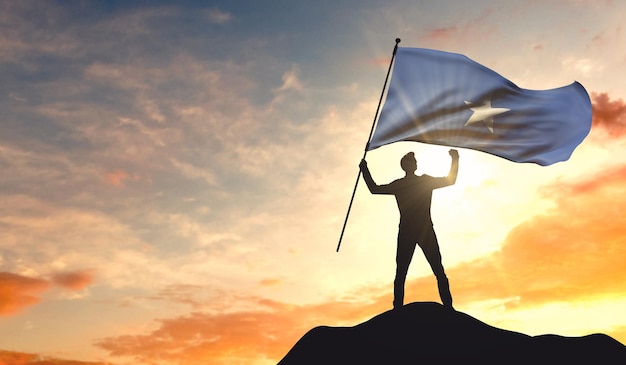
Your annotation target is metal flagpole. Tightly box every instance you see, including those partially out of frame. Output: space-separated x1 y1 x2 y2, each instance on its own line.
336 38 401 252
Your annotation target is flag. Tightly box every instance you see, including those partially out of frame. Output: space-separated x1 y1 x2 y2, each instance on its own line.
368 47 592 166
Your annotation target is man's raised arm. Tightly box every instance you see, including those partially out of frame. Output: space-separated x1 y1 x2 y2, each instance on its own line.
446 149 460 185
359 159 393 195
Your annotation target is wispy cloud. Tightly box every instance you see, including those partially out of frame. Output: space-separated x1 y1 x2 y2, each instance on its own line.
0 349 111 365
562 57 605 78
275 65 304 93
417 6 498 49
51 269 95 291
95 296 389 365
204 8 233 25
104 169 141 187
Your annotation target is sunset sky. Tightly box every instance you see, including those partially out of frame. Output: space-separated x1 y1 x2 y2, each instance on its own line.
1 1 626 364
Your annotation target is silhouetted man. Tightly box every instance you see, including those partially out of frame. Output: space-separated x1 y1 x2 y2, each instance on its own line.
359 149 459 310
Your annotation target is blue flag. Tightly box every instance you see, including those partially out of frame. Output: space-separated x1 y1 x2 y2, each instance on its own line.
368 47 592 166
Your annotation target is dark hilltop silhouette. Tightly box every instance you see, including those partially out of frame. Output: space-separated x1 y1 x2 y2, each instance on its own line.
278 302 626 364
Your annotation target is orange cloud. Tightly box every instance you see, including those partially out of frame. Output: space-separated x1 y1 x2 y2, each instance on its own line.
259 278 282 287
105 170 128 186
0 270 94 316
0 349 111 365
591 93 626 137
0 272 49 316
542 164 626 197
104 170 140 187
95 296 392 365
418 8 495 47
422 26 459 43
51 269 95 291
369 57 393 67
145 284 208 309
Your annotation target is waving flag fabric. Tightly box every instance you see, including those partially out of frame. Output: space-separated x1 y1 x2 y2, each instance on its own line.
368 47 592 166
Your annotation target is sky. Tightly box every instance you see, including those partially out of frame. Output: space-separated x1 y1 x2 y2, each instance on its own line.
1 0 626 364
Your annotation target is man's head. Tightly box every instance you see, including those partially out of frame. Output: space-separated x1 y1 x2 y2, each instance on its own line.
400 152 417 173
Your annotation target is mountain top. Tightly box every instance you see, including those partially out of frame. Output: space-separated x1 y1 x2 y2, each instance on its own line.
278 302 626 364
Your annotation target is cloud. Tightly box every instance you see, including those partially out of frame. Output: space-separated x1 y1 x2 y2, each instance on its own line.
562 57 605 78
104 170 127 187
590 25 622 48
259 278 282 287
0 349 111 365
422 26 459 43
51 269 95 291
0 195 159 290
591 93 626 137
276 66 304 93
204 9 232 25
543 163 626 196
95 296 389 365
0 0 361 286
169 158 217 187
0 272 49 316
417 7 497 49
142 284 229 310
0 270 95 316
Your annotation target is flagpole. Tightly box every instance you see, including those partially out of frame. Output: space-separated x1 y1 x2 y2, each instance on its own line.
336 38 401 252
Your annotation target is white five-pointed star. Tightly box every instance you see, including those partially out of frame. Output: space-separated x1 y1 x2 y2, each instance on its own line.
464 99 510 133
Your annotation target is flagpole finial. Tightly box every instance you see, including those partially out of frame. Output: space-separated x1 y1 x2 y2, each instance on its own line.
395 38 401 44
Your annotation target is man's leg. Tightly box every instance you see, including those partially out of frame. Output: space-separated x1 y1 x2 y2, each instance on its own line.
394 233 417 310
419 228 453 308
